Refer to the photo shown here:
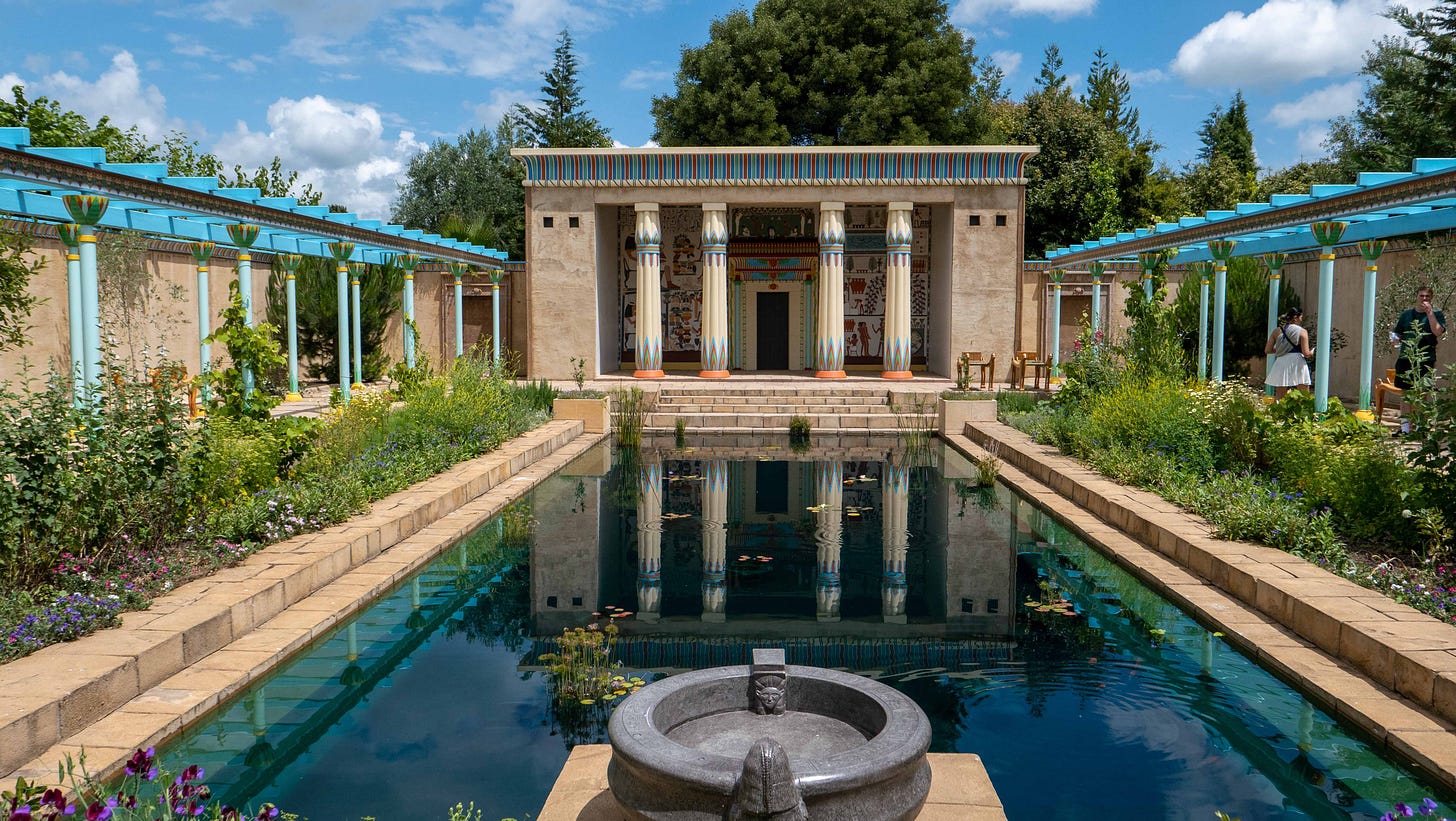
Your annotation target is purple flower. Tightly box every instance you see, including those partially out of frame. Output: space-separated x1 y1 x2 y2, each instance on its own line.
8 805 32 821
1421 798 1439 815
85 798 115 820
1396 803 1415 817
40 789 75 815
124 746 158 781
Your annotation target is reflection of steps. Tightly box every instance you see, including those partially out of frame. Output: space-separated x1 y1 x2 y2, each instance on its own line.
644 386 936 434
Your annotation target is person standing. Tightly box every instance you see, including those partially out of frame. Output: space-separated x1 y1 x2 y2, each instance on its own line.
1265 307 1313 399
1391 285 1446 433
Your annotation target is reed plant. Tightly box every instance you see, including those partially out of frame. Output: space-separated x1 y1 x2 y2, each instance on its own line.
611 386 647 448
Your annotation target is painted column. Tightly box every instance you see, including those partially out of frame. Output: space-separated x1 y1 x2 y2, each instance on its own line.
226 225 261 397
815 202 847 378
804 267 816 371
1310 221 1348 414
1208 240 1237 383
1088 261 1106 337
449 262 468 358
276 254 303 401
61 195 108 398
398 254 419 369
883 202 914 379
1047 269 1065 381
1355 240 1387 419
349 261 366 388
699 203 730 378
489 269 503 366
634 203 665 378
701 460 728 623
1193 261 1213 382
1137 250 1159 303
327 242 354 402
57 225 84 398
189 241 215 406
636 456 662 624
1262 253 1287 397
882 459 909 624
814 461 843 623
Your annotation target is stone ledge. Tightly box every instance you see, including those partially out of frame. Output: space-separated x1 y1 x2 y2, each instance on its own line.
537 745 1005 821
951 423 1456 791
0 419 588 778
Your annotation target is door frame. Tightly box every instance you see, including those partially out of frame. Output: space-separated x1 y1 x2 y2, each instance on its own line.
742 281 804 371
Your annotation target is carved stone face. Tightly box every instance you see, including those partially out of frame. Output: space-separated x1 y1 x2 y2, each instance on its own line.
752 675 787 715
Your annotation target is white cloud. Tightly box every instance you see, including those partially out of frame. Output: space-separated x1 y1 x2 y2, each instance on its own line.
989 50 1022 78
1127 67 1167 86
471 88 533 128
0 73 24 95
1266 80 1362 127
951 0 1095 24
621 66 671 90
1297 124 1330 157
228 58 259 74
40 51 177 141
167 34 214 59
213 95 424 219
1172 0 1414 87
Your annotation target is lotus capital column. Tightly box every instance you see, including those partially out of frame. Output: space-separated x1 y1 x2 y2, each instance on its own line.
1310 221 1348 414
634 203 665 379
701 460 728 622
700 203 730 378
883 202 914 379
327 241 355 402
815 202 847 379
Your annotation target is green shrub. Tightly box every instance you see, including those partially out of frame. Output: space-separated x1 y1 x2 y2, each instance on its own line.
190 416 315 507
1076 377 1213 473
1187 380 1265 469
1263 418 1416 542
996 390 1039 416
788 415 812 440
521 378 558 413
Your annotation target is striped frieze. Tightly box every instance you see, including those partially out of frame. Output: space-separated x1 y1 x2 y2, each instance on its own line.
511 147 1039 187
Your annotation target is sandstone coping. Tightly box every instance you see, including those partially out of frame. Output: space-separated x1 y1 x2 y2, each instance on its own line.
951 423 1456 792
537 745 1006 821
0 419 594 781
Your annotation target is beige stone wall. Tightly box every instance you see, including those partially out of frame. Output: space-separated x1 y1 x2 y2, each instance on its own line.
521 183 1031 381
0 229 268 386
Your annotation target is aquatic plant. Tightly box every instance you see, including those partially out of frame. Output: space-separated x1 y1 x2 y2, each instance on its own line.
611 387 647 448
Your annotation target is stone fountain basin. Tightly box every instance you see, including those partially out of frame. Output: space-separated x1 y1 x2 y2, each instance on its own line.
607 664 931 820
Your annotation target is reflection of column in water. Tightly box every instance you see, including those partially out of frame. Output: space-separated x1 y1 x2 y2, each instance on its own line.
244 686 274 769
882 460 909 624
637 456 663 624
459 543 468 570
815 461 843 623
1202 631 1215 676
406 577 426 630
701 460 728 623
1298 701 1314 753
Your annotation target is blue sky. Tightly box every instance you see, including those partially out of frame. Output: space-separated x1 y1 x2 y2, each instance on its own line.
0 0 1430 219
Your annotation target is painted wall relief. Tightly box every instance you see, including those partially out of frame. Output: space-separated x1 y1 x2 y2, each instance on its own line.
842 205 931 364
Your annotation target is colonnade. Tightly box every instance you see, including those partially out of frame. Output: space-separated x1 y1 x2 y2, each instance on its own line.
633 456 912 624
1074 220 1386 416
631 200 918 380
50 193 498 408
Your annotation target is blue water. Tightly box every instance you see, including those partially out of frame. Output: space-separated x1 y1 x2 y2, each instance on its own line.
159 439 1456 820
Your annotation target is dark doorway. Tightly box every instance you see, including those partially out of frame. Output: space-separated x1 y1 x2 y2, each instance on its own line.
756 291 790 370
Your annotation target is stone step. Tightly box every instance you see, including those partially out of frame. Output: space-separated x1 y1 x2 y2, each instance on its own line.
653 394 887 406
655 388 889 399
644 413 935 432
653 403 896 415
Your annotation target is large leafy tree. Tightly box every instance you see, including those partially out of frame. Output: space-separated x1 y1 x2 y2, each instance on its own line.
1180 93 1257 213
651 0 998 146
512 30 612 149
393 119 527 259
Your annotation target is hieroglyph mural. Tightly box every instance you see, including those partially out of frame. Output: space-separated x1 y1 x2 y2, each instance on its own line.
842 205 931 364
619 207 704 357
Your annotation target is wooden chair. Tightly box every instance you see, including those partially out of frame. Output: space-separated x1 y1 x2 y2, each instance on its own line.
1013 351 1050 391
1374 368 1403 419
149 364 199 418
957 351 996 390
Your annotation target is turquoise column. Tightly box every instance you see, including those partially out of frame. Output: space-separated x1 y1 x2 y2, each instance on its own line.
277 254 304 401
226 225 261 397
1048 269 1065 380
1208 240 1237 383
190 241 216 405
1310 221 1348 414
450 262 468 358
1137 250 1160 303
1193 261 1212 382
398 254 420 369
349 261 365 389
489 269 503 365
61 195 108 400
1087 261 1106 336
1262 253 1286 397
57 224 84 400
1355 240 1387 419
328 242 355 402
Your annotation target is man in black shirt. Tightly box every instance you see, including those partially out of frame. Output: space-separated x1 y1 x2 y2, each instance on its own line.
1391 285 1446 433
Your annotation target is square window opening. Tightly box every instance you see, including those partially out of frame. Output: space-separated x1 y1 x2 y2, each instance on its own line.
987 598 1000 614
543 216 555 228
994 214 1008 227
568 216 580 228
967 214 981 227
960 597 976 614
546 595 558 608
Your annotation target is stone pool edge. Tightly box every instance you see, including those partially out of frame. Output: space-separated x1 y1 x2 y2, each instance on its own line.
0 419 600 783
946 422 1456 793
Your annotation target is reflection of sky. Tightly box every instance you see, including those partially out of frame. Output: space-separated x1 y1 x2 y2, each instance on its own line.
264 635 562 821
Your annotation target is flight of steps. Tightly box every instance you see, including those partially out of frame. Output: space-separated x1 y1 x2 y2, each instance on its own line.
643 385 938 434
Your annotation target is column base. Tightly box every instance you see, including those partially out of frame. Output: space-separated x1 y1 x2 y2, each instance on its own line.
814 370 847 379
284 392 303 402
881 370 914 380
633 370 666 379
698 370 730 379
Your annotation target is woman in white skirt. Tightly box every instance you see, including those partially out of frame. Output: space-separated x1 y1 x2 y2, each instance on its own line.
1264 307 1312 398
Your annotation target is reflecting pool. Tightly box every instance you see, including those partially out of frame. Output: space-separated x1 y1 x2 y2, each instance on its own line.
159 437 1455 820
